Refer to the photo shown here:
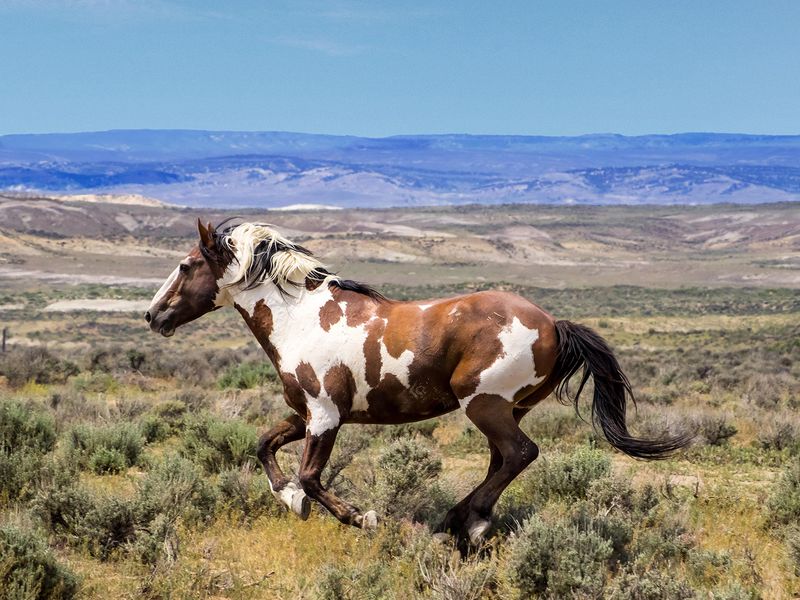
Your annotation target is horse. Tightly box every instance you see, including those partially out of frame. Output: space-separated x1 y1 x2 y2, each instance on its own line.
145 219 690 545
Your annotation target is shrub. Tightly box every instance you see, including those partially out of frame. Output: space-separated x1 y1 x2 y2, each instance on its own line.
570 502 633 565
0 451 47 504
31 468 92 535
65 422 145 471
180 414 258 473
696 414 737 446
78 496 140 560
139 414 171 444
709 582 760 600
70 372 119 394
0 524 78 599
504 514 612 599
633 512 695 564
522 446 612 503
786 526 800 576
136 455 217 525
766 461 800 527
757 416 800 454
370 437 444 522
417 546 496 600
217 462 277 519
607 568 696 600
313 562 392 600
0 400 57 454
217 362 277 389
0 346 79 387
88 447 127 474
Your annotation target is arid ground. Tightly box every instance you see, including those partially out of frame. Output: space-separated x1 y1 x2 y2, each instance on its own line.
0 195 798 599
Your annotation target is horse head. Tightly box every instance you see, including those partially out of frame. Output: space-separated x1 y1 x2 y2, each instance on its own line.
145 219 228 337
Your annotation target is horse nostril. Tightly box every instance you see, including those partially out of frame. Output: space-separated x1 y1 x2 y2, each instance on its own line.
144 311 152 323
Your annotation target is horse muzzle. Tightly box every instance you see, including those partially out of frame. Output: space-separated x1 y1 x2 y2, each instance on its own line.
144 308 177 337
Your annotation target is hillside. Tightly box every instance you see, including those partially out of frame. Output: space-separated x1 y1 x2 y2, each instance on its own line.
2 131 800 207
0 195 797 291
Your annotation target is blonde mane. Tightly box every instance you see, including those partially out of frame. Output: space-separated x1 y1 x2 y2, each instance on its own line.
221 223 331 292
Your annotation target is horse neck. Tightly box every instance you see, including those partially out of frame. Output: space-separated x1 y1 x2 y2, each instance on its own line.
230 279 336 355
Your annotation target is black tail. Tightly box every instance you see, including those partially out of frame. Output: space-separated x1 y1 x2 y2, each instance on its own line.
552 320 692 460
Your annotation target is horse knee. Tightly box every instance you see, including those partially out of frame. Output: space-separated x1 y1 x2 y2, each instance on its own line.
256 433 272 463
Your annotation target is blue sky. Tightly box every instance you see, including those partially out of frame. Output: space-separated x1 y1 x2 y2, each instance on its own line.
1 0 799 136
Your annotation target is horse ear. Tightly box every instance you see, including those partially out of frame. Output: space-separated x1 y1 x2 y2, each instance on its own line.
198 218 215 250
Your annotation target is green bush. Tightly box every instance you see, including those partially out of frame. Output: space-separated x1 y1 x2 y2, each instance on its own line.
757 417 800 454
217 462 277 520
696 414 738 446
607 568 696 600
0 524 78 599
78 496 140 560
180 414 258 473
31 464 92 535
70 372 119 394
65 422 144 472
767 461 800 527
570 502 633 565
136 455 217 525
0 400 57 454
0 451 46 504
88 447 127 474
0 346 79 387
370 437 445 522
522 446 612 503
217 361 277 389
504 514 612 599
786 526 800 577
633 512 695 564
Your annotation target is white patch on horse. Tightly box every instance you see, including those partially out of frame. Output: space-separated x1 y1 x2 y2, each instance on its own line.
460 316 545 409
378 318 415 387
418 304 432 311
307 393 341 435
148 266 179 311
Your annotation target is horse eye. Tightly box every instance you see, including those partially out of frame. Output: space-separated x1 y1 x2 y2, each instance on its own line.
179 263 190 274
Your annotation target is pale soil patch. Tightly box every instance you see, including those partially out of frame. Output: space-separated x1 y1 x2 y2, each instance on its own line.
43 299 150 312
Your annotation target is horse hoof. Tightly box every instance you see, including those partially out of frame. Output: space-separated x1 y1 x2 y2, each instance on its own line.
291 490 311 520
361 510 378 530
467 519 491 544
432 532 453 544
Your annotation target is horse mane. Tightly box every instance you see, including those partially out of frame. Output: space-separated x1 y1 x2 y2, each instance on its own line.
210 221 388 301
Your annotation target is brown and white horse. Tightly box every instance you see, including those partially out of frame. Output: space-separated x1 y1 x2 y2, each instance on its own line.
145 220 689 544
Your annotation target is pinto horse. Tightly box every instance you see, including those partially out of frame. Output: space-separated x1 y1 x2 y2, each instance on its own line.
145 220 689 544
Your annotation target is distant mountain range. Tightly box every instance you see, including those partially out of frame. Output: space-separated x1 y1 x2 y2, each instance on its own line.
1 130 799 207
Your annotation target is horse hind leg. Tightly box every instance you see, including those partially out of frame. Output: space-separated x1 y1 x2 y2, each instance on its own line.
257 413 311 519
436 406 530 538
461 395 538 545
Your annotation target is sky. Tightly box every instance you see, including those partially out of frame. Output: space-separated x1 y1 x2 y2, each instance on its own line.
1 0 799 137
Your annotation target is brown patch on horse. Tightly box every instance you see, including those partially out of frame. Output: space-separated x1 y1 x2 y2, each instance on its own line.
296 362 321 398
319 299 344 332
305 277 323 291
363 318 386 388
330 287 376 326
235 300 281 366
381 303 423 359
280 372 308 414
323 364 357 415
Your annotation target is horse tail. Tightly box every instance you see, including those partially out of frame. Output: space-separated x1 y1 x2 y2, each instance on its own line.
551 320 692 459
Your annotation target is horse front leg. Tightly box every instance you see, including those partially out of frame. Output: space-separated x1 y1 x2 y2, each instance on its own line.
299 425 378 529
257 413 310 519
